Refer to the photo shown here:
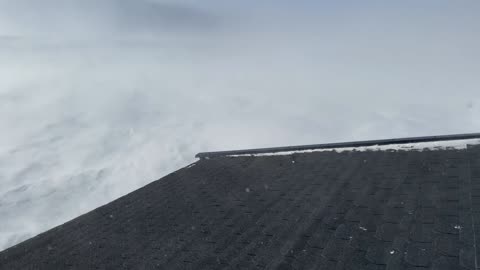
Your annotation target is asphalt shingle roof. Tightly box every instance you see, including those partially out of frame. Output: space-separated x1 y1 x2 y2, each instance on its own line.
2 134 480 269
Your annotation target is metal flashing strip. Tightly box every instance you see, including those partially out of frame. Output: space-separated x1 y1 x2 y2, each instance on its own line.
195 132 480 159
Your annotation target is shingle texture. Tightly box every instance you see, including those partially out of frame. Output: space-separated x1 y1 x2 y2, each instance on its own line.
2 144 480 269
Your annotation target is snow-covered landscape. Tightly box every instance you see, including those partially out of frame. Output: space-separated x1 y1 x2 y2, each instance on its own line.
1 0 479 251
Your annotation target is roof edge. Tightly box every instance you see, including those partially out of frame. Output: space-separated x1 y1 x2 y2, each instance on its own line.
195 132 480 159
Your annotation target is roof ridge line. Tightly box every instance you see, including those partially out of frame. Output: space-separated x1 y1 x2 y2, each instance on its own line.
195 132 480 159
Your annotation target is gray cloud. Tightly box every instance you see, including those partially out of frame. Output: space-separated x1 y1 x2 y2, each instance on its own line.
0 0 220 38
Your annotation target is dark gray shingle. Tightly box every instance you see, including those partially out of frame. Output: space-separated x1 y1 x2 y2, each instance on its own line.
1 137 480 269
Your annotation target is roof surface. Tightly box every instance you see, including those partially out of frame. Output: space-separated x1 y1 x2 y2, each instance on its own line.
2 135 480 269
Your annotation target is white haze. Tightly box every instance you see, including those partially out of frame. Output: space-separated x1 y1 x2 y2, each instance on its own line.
1 0 479 250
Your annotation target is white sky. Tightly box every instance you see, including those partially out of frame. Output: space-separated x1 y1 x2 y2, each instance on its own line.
1 0 479 250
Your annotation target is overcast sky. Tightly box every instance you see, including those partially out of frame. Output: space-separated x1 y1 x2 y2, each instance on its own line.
1 0 479 251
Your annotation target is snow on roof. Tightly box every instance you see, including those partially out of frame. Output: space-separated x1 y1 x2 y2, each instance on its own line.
196 133 480 159
227 138 480 157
